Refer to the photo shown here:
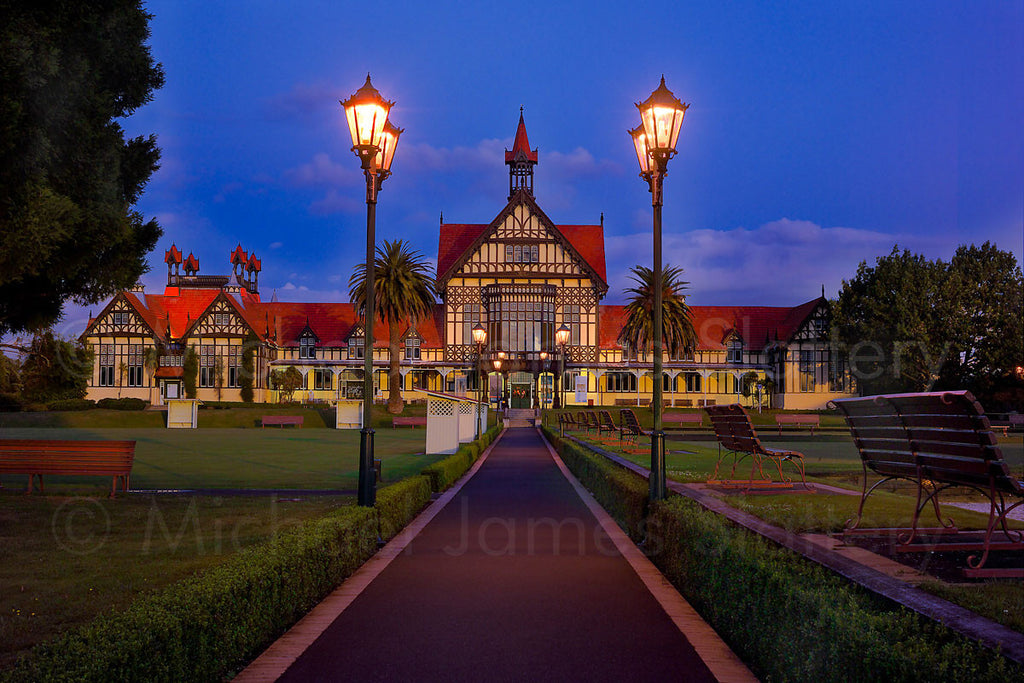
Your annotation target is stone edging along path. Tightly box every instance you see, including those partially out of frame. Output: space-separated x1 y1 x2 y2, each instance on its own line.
567 435 1024 665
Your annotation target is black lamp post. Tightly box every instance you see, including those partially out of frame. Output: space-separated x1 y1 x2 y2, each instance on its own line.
630 76 688 502
472 322 487 438
341 74 403 507
554 323 570 411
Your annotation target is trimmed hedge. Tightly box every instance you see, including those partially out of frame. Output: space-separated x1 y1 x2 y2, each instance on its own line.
46 398 96 411
4 506 379 682
375 476 433 540
649 497 1019 682
96 397 147 411
542 427 1021 681
420 424 501 492
541 428 648 541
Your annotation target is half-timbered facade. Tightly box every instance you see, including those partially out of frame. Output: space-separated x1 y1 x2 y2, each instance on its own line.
82 115 855 409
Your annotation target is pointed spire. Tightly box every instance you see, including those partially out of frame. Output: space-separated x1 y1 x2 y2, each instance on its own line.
505 109 538 164
505 109 538 199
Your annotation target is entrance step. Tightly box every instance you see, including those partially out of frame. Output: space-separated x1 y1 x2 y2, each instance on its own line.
506 408 538 428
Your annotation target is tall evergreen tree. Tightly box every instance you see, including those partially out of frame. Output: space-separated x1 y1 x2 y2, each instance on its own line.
0 0 164 335
349 240 436 415
618 264 697 362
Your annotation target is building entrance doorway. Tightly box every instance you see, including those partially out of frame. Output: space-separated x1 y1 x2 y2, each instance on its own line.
509 372 533 409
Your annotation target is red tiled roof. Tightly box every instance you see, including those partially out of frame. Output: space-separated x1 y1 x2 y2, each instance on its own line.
505 112 537 164
183 253 200 273
559 224 606 283
230 244 248 265
164 244 182 265
437 224 488 280
260 301 445 349
598 299 824 351
144 289 220 339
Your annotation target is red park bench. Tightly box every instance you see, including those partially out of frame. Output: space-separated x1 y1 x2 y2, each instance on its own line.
392 416 428 428
663 412 703 428
775 413 820 435
0 439 136 497
261 415 303 428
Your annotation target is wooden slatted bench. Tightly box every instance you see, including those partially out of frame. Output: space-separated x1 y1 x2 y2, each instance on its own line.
775 413 820 435
558 412 579 432
261 415 303 428
0 440 136 497
705 404 807 489
392 416 427 428
596 410 618 441
663 412 703 428
830 391 1023 577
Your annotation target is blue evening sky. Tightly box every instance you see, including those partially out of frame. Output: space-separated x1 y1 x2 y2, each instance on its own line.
65 0 1023 335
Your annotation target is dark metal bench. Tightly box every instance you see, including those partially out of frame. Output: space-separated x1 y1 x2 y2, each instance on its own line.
831 391 1023 577
705 404 807 489
619 409 648 454
596 410 618 441
0 440 136 497
261 415 303 428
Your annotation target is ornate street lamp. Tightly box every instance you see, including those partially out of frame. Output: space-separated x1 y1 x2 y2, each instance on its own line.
472 322 487 438
492 357 503 411
631 76 688 501
554 323 570 412
341 74 402 507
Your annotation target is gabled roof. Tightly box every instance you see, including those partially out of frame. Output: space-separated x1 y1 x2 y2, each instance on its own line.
437 191 608 291
80 291 163 341
598 298 827 351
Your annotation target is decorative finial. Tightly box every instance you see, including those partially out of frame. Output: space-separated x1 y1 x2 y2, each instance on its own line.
520 105 524 114
600 212 604 227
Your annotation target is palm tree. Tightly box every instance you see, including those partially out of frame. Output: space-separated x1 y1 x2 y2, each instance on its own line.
349 239 436 415
618 264 697 363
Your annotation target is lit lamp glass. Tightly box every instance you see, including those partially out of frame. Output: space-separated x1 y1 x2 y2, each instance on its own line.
555 323 571 348
374 120 404 175
341 74 393 167
472 322 487 346
636 76 687 155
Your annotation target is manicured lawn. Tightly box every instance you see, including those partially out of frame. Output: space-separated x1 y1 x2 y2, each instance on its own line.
0 428 444 492
0 425 446 669
0 492 352 669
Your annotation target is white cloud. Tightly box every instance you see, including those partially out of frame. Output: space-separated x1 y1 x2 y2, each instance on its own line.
604 218 924 305
269 241 283 249
283 152 352 188
309 189 362 216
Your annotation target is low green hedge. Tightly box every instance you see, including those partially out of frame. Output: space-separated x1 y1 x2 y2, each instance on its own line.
5 464 445 682
541 427 648 541
4 506 379 682
46 398 96 411
648 497 1018 681
420 424 501 493
96 397 147 411
542 428 1020 681
375 476 433 540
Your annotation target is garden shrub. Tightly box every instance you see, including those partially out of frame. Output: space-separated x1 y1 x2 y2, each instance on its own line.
46 398 96 411
541 427 648 540
375 476 432 540
543 427 1020 681
96 397 147 411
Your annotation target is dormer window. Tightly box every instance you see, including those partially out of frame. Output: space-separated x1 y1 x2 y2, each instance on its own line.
727 340 743 364
299 336 316 359
348 337 364 360
505 244 539 263
405 336 421 360
112 311 130 325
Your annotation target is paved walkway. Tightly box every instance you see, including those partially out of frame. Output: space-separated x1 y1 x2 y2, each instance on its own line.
238 427 752 682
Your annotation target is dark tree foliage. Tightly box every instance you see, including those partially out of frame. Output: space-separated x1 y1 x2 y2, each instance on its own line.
0 0 165 335
20 329 92 402
240 332 257 403
183 346 198 399
618 264 698 359
270 367 303 402
834 243 1023 406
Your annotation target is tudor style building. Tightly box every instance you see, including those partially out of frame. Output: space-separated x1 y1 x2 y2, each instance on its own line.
81 115 855 410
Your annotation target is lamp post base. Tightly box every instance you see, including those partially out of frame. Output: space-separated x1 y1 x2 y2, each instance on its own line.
358 427 376 506
649 430 666 500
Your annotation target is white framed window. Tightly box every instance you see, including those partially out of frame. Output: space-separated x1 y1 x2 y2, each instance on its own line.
314 369 332 390
299 337 316 359
727 340 743 364
405 337 421 360
228 346 241 387
348 338 365 360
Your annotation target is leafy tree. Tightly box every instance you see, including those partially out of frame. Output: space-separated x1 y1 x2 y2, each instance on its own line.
349 239 436 415
20 329 92 402
741 371 774 412
144 345 159 404
617 264 697 360
0 353 22 394
239 332 257 403
833 247 946 394
270 366 303 402
183 347 198 399
0 1 165 336
935 242 1024 402
834 243 1023 404
214 357 224 401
